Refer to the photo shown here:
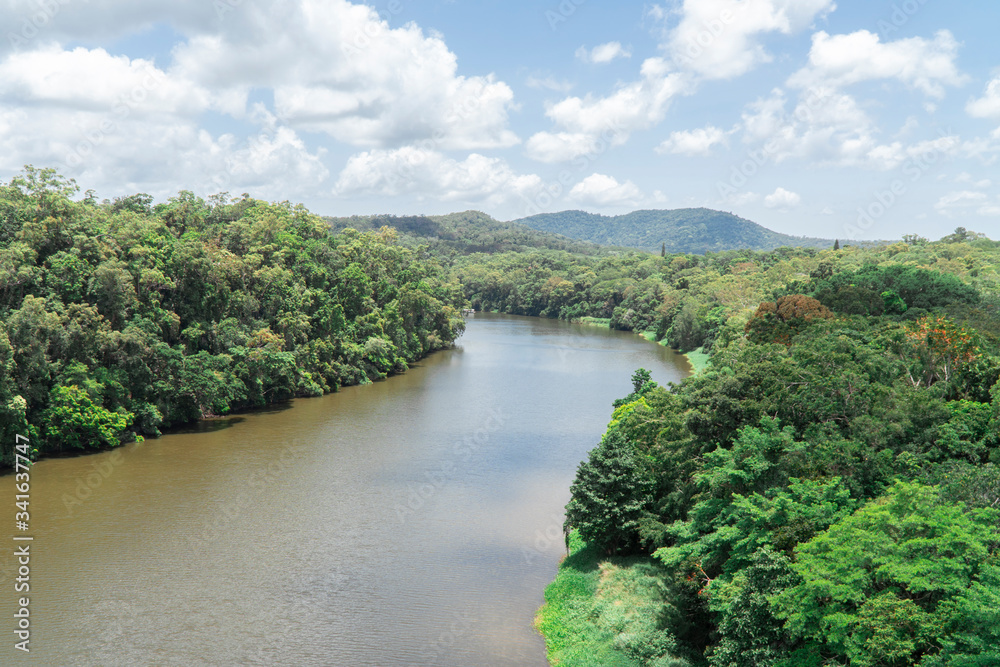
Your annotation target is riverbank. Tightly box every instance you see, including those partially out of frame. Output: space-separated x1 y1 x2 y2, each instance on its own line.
570 317 709 377
535 532 686 667
683 347 710 375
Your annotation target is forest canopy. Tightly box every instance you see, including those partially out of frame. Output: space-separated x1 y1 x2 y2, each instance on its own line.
0 167 465 463
550 239 1000 665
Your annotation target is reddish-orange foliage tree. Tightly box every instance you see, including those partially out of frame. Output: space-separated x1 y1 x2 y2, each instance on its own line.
900 316 979 387
746 295 834 345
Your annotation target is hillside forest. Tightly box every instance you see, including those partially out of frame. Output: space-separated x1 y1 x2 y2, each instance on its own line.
0 168 466 463
3 168 1000 665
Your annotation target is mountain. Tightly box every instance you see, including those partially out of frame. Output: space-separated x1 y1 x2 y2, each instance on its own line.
325 210 616 256
508 208 838 254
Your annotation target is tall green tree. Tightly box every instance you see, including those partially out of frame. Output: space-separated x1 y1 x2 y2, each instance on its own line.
772 482 1000 666
565 428 654 555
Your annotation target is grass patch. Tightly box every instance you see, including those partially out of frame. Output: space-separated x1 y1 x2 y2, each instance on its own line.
536 532 688 667
683 347 711 375
573 317 612 328
640 330 658 342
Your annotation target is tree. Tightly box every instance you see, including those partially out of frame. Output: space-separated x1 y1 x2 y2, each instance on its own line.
42 385 133 450
708 548 798 667
661 242 666 257
745 295 833 345
565 428 653 555
612 367 658 408
833 239 840 251
772 482 1000 666
890 316 980 388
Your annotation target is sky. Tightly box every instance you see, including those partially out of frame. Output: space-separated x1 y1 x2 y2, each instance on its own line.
1 0 999 242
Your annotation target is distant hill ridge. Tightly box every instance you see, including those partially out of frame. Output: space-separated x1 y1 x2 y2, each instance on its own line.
508 208 838 254
324 210 616 256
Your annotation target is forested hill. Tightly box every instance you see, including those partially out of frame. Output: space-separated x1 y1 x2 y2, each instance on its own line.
0 167 466 465
326 210 612 257
509 208 837 254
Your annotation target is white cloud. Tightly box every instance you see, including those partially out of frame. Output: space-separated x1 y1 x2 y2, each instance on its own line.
954 172 992 188
171 0 520 150
526 75 573 93
0 102 328 201
764 187 801 209
526 0 833 163
666 0 836 79
724 191 761 206
935 190 986 216
576 42 631 64
333 147 543 209
0 1 217 54
933 190 1000 217
0 45 208 115
864 136 962 171
525 59 694 162
0 39 326 200
967 76 1000 119
739 87 962 170
788 30 966 98
657 125 728 156
0 0 527 201
735 30 966 170
568 174 642 207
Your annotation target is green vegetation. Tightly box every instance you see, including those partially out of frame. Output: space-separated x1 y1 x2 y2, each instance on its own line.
0 167 465 464
6 166 1000 664
574 317 613 328
682 348 710 375
537 531 685 667
510 208 837 254
327 209 615 257
547 229 1000 665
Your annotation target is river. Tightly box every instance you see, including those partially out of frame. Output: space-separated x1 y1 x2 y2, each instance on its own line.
3 313 689 666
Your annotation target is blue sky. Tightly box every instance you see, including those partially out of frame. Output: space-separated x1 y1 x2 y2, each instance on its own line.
1 0 999 241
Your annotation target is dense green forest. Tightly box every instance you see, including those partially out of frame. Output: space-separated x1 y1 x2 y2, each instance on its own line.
0 167 465 464
509 208 836 254
327 210 616 257
4 167 1000 665
540 234 1000 665
453 232 1000 352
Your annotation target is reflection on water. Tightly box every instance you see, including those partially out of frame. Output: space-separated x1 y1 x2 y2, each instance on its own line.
3 314 687 666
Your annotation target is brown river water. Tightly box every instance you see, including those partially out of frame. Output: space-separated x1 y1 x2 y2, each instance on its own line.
2 313 688 666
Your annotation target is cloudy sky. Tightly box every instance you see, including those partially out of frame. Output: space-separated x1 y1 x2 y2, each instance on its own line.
1 0 999 241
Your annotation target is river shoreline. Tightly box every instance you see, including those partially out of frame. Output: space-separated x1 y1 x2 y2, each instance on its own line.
7 313 689 666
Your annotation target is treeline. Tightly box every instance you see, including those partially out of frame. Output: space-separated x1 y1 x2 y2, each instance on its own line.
553 248 1000 663
454 231 1000 352
326 210 613 258
0 167 465 464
